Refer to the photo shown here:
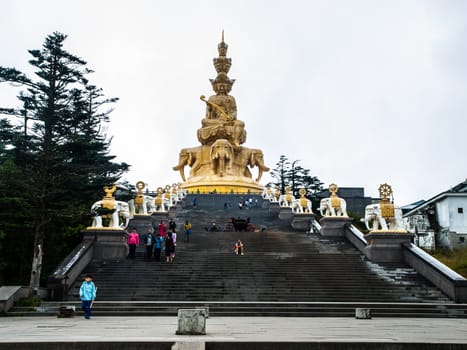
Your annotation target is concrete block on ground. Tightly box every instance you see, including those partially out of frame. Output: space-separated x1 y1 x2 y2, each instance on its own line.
176 309 207 335
355 308 371 319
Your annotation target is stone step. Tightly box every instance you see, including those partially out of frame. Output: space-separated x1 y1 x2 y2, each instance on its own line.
9 301 467 318
51 197 455 316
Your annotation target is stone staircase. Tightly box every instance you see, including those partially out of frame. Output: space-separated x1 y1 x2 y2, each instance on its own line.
9 194 467 317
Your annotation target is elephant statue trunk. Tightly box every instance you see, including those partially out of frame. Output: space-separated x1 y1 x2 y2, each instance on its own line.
210 139 233 177
173 149 196 182
248 150 270 182
173 164 186 182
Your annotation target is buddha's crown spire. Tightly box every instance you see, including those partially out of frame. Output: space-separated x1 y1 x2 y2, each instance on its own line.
212 31 234 89
217 30 228 57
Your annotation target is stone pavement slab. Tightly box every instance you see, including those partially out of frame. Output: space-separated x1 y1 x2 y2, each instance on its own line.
0 316 466 344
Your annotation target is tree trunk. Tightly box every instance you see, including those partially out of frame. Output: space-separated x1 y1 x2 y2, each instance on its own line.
28 237 43 297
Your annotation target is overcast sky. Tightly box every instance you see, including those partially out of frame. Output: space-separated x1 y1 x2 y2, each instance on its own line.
1 0 466 205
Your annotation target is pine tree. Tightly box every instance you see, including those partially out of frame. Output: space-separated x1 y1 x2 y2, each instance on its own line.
0 119 34 284
268 155 323 197
269 155 290 194
0 32 129 293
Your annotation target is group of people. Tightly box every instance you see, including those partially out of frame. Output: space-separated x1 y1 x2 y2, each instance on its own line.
238 198 257 209
126 219 193 263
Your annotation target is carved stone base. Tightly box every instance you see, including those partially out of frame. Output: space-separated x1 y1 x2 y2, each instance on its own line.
291 214 315 230
364 231 414 263
83 229 127 261
319 216 353 237
176 309 207 335
278 207 293 220
181 175 263 194
128 215 154 234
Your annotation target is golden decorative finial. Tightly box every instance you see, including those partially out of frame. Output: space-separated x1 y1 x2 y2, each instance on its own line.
102 185 117 210
134 181 145 205
378 183 393 201
299 188 308 208
378 183 395 217
329 183 341 208
136 181 145 193
329 183 339 197
155 187 163 206
104 184 116 198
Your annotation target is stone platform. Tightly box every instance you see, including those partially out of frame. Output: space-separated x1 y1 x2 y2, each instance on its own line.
0 316 466 349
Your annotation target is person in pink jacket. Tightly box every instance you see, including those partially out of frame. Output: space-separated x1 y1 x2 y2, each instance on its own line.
127 228 140 259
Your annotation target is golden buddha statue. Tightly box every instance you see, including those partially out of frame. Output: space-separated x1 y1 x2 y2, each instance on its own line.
197 37 246 148
173 33 269 193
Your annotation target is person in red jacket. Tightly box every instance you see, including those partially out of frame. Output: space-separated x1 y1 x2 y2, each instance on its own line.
127 228 140 259
158 220 167 238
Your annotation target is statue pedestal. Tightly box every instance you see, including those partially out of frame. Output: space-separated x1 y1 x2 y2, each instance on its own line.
364 231 413 263
268 202 280 216
181 174 264 194
83 229 127 261
291 214 315 230
278 207 293 220
319 217 353 237
128 215 154 234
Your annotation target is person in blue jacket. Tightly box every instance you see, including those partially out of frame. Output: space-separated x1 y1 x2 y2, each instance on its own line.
154 233 164 261
79 274 97 319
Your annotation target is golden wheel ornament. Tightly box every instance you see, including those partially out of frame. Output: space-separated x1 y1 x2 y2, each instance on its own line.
329 183 338 196
298 188 307 198
136 181 145 191
103 184 117 197
378 183 393 200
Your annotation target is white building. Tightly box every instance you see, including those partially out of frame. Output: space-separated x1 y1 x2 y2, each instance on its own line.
403 180 467 250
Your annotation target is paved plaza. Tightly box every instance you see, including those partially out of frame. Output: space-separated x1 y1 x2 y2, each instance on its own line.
0 316 466 344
